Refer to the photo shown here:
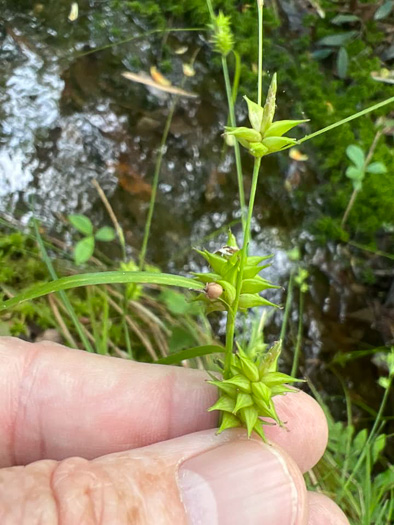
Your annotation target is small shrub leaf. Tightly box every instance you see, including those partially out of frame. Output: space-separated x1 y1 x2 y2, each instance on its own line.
337 47 348 79
354 428 368 452
374 1 393 20
366 162 387 175
346 145 365 169
372 434 386 464
345 166 364 181
95 226 116 242
68 214 93 235
74 236 95 265
312 48 334 60
317 31 358 47
331 14 360 25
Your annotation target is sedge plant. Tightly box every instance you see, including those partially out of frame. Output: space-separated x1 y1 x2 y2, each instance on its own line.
1 1 394 442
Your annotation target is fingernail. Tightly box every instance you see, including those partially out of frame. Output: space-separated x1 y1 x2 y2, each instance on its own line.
178 439 299 525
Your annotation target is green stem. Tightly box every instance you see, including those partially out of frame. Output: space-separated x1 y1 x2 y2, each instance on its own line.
347 241 394 261
280 269 294 341
257 0 264 106
231 50 241 104
297 97 394 145
340 376 392 498
224 157 262 378
32 218 95 353
342 129 382 229
75 28 205 59
205 0 215 18
291 288 304 377
341 187 359 228
139 95 179 270
224 4 264 377
221 56 246 228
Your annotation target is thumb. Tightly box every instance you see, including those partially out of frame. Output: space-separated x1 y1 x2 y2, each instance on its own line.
1 429 308 524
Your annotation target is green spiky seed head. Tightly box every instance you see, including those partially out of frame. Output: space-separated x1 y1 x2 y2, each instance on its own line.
209 11 234 57
224 74 308 158
193 236 279 314
209 341 303 441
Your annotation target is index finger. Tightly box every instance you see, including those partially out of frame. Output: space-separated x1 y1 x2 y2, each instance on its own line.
0 337 327 472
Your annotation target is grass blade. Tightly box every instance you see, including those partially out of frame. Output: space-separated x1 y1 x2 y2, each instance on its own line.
32 218 95 353
0 272 205 311
155 345 224 365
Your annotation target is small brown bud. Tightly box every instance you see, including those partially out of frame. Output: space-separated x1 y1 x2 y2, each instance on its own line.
205 282 224 300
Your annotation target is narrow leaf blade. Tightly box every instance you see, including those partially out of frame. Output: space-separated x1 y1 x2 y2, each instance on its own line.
0 272 205 311
155 345 224 365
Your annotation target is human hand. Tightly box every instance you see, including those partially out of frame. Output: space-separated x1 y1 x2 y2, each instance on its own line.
0 337 348 524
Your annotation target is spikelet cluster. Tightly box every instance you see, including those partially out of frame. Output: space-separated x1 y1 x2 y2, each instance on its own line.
192 231 280 314
209 11 234 57
209 342 300 440
224 74 308 158
193 231 301 439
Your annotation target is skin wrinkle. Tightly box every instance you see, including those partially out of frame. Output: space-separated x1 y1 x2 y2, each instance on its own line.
268 445 308 525
51 457 110 525
0 460 59 525
165 368 177 440
9 344 42 467
96 451 188 524
49 463 62 525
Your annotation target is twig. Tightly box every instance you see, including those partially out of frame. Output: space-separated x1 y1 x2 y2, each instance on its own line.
92 178 126 260
47 294 77 348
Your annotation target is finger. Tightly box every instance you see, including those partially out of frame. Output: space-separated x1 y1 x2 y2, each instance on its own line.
308 492 350 525
0 429 310 525
0 336 217 467
0 337 327 473
265 391 328 473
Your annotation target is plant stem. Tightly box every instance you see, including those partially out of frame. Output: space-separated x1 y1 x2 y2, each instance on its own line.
365 129 383 166
221 56 246 228
340 376 392 498
297 97 394 145
224 157 262 377
291 288 304 377
205 0 215 18
231 51 242 104
224 1 264 376
341 187 359 229
32 217 95 353
75 28 205 59
91 178 132 355
257 0 264 106
347 241 394 261
205 0 246 226
92 178 126 260
139 95 178 270
341 129 383 228
280 269 294 341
